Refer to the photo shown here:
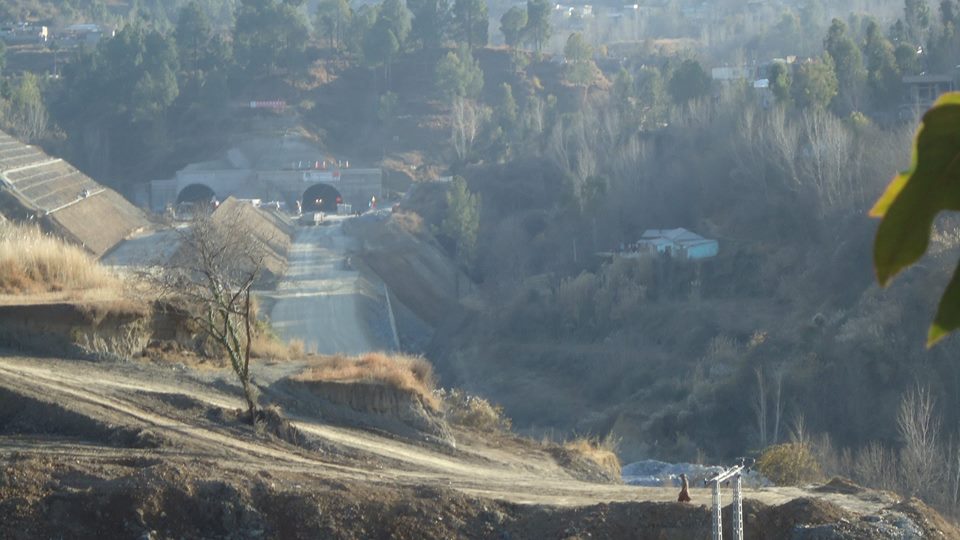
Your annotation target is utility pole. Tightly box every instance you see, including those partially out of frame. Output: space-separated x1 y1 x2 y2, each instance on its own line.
705 458 754 540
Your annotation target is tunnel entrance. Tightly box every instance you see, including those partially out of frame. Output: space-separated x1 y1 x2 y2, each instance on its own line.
302 183 342 213
177 183 216 204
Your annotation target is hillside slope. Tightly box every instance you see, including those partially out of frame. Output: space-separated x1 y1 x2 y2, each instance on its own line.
0 352 955 538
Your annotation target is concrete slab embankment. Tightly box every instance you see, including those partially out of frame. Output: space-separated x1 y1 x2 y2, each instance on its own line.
212 197 294 279
343 214 472 354
45 190 150 257
0 129 150 257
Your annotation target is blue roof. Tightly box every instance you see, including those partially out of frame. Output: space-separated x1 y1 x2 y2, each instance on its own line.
640 228 712 245
636 228 718 259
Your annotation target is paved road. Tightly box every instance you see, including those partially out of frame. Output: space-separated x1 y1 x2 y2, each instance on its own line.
263 220 394 355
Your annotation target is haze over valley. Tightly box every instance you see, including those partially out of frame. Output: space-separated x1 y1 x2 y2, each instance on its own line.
1 0 960 537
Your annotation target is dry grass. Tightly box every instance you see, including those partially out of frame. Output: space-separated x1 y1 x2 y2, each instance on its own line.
250 332 292 360
0 222 119 294
287 338 305 357
250 333 307 361
563 435 623 479
247 297 304 361
437 388 512 432
293 352 440 411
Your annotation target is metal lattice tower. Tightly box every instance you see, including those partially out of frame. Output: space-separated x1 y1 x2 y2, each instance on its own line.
705 458 754 540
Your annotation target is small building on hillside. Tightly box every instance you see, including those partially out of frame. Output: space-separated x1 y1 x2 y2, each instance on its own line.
0 23 48 44
903 74 955 109
711 66 754 82
60 23 112 46
635 228 718 260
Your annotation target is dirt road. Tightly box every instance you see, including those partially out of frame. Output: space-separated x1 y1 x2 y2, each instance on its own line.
0 353 900 512
262 221 395 355
2 352 955 539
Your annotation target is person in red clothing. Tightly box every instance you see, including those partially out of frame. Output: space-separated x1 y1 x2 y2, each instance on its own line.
678 473 691 503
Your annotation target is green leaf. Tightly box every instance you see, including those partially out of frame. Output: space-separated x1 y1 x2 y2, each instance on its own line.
872 92 960 287
872 92 960 346
928 261 960 346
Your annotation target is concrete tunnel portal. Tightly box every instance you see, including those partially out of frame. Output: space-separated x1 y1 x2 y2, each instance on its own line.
177 183 216 204
302 183 342 213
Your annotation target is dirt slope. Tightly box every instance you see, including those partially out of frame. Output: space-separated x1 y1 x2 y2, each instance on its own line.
0 352 956 538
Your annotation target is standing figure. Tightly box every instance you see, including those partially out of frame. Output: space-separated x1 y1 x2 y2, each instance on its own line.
678 473 691 503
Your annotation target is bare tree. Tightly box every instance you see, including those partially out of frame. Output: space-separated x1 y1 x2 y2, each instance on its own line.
731 107 768 193
948 432 960 508
853 441 898 491
772 368 784 445
451 97 487 161
754 366 768 448
522 94 546 139
789 411 809 446
165 206 267 424
764 107 801 190
798 108 857 213
731 105 809 207
897 384 943 498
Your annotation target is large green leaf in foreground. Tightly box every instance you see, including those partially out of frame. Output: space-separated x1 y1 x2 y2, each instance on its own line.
871 92 960 346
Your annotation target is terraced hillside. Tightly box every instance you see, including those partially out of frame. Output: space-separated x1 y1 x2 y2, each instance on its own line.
0 130 149 256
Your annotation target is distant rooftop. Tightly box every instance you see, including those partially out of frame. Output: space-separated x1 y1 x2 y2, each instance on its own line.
636 228 718 260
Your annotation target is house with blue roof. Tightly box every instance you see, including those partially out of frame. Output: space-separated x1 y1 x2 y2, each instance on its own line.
636 228 718 260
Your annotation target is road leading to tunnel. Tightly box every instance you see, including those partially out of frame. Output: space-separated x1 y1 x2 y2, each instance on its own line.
262 219 395 355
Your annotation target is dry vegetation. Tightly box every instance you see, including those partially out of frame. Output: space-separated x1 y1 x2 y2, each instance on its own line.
389 211 426 235
0 222 119 294
248 332 289 361
437 388 512 432
248 297 305 361
249 332 305 361
757 442 823 486
293 353 440 411
753 385 960 520
563 435 623 480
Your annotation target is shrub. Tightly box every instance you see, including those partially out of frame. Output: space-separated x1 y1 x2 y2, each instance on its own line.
250 332 294 360
758 442 823 486
390 211 425 235
438 388 512 432
287 338 305 358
